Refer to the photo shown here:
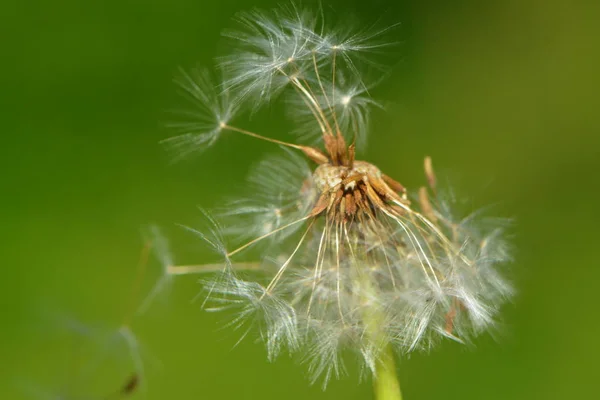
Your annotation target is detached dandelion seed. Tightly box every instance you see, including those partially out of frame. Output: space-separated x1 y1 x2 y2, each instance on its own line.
166 4 514 398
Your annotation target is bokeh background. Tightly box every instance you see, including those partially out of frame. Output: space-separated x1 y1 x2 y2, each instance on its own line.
3 0 600 399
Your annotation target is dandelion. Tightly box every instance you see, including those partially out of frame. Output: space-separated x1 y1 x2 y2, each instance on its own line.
165 4 514 398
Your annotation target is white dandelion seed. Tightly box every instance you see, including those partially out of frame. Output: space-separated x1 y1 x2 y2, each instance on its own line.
163 4 514 392
163 67 239 161
218 147 317 243
288 70 384 149
220 4 321 106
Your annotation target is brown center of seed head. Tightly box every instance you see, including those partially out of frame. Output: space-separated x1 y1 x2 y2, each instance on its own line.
310 160 409 222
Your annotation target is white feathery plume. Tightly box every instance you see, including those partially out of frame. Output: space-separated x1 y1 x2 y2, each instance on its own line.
288 70 383 149
218 147 317 243
219 5 321 105
136 224 176 315
163 67 239 161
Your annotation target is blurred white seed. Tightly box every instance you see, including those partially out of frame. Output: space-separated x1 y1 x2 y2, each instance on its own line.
136 224 176 316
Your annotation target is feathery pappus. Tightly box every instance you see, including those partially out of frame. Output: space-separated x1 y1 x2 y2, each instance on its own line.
162 3 514 386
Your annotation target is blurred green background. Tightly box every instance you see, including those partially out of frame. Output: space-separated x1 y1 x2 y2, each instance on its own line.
3 0 600 399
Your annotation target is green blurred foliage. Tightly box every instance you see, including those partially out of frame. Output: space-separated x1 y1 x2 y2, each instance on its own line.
2 0 599 399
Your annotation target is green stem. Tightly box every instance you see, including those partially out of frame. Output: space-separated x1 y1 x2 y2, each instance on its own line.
352 240 403 400
373 345 402 400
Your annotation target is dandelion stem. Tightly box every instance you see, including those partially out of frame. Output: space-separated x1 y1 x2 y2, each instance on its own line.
353 238 403 400
373 345 403 400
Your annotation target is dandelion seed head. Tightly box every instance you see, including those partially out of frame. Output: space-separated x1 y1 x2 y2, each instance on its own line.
167 4 514 387
202 152 512 385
